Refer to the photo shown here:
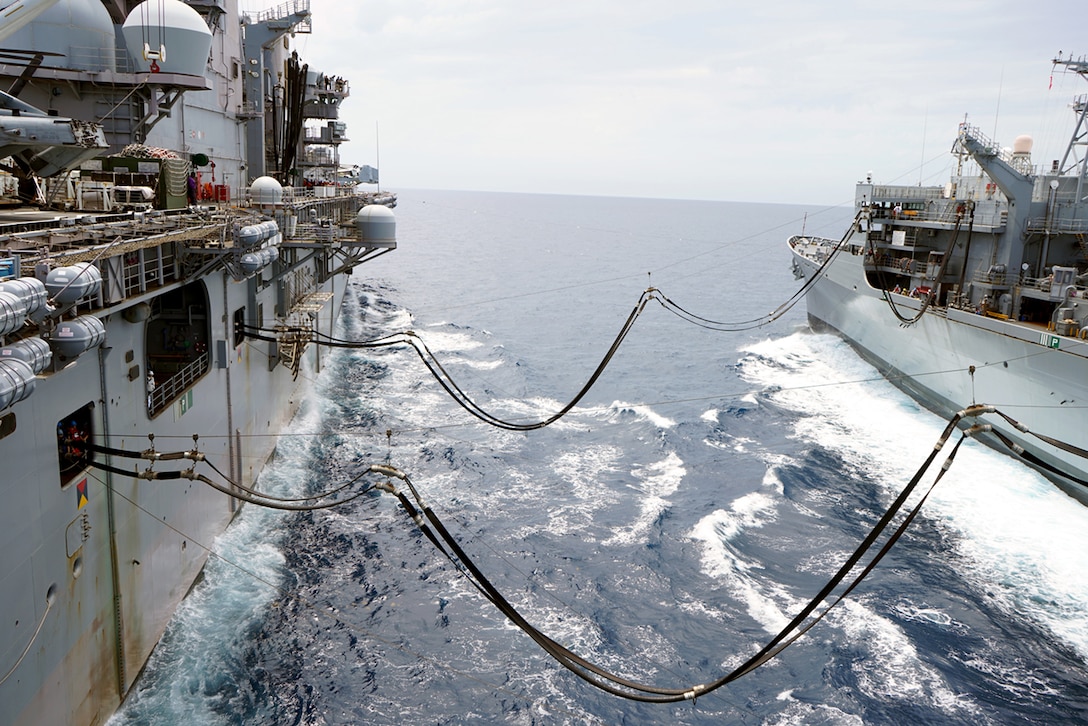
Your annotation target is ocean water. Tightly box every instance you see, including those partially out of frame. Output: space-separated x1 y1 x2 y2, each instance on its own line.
112 190 1088 725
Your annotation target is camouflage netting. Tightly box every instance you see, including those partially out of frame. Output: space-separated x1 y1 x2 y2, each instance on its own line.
114 144 182 160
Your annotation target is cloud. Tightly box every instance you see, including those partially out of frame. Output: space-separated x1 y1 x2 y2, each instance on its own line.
292 0 1088 203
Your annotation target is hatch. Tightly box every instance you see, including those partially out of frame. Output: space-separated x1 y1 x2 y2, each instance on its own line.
57 402 95 488
145 280 210 417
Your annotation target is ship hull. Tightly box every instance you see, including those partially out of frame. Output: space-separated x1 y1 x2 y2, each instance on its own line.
2 267 352 726
792 244 1088 504
0 2 394 723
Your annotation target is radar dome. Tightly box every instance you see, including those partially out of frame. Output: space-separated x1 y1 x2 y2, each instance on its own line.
122 0 212 77
356 205 396 245
1013 135 1033 154
250 176 283 206
4 0 117 72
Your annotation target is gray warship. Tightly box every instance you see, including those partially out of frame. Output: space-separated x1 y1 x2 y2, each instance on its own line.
0 1 395 724
790 54 1088 500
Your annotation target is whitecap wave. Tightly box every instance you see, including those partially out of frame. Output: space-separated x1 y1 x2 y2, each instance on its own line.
457 358 504 370
827 599 980 716
602 452 686 546
764 693 865 726
542 445 624 537
689 492 793 634
740 331 1088 663
415 326 486 353
605 400 676 429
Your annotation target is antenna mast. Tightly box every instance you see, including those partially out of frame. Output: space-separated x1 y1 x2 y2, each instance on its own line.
1053 54 1088 202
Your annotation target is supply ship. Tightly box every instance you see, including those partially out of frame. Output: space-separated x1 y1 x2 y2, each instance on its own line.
0 1 395 724
790 54 1088 501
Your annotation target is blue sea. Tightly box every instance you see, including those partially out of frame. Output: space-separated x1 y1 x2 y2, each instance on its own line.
113 190 1088 724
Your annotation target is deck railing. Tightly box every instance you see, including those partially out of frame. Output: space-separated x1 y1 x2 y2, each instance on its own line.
148 352 209 417
1025 216 1088 234
250 0 311 30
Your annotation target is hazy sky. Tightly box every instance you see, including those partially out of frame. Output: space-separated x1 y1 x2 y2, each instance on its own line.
257 0 1086 204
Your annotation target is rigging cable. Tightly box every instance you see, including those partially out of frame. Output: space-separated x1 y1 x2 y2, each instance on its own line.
80 438 363 505
229 211 872 431
78 455 378 512
869 202 971 326
367 406 982 702
240 219 864 433
244 286 658 431
70 401 1088 701
981 408 1088 488
81 435 361 509
0 587 55 686
650 209 863 331
112 343 1061 445
78 468 605 723
239 215 1038 440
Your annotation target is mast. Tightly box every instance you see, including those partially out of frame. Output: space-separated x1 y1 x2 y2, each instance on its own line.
1054 54 1088 202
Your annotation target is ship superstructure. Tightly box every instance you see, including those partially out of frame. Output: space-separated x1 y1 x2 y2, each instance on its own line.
790 54 1088 500
0 2 395 725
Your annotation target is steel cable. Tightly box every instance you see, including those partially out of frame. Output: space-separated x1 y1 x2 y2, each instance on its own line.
0 588 55 686
651 210 863 331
